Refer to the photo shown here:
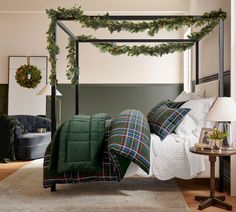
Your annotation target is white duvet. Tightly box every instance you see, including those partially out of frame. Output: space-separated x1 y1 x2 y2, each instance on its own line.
125 97 216 180
125 133 206 180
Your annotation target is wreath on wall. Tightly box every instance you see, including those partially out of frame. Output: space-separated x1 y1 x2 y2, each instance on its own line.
15 64 42 89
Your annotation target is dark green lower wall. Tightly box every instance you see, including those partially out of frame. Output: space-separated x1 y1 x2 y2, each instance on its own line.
0 84 8 115
1 73 231 122
47 84 183 122
0 83 183 120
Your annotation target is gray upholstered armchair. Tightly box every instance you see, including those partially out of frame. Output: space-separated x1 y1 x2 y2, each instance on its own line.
12 115 51 160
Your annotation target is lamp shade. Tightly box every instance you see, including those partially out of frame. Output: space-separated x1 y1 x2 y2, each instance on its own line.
36 84 62 96
207 97 236 121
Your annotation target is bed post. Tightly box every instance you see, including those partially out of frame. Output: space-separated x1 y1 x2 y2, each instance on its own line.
195 40 199 86
75 41 79 115
219 20 224 97
51 183 56 192
51 25 57 138
218 19 225 192
51 86 56 135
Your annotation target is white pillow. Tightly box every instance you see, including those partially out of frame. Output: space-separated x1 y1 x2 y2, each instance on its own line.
175 97 216 137
174 90 205 102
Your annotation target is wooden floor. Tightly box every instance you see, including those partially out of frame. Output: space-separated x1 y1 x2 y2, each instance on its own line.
177 179 236 211
0 160 28 181
1 161 236 211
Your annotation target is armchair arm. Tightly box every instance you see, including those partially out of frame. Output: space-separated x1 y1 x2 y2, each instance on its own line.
44 118 51 131
34 117 51 132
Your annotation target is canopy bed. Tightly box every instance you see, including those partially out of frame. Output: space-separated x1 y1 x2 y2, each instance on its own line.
43 7 227 192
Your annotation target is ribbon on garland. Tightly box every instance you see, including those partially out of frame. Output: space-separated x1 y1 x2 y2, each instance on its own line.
46 7 226 85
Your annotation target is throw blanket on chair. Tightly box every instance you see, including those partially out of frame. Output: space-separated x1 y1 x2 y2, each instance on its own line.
0 115 20 163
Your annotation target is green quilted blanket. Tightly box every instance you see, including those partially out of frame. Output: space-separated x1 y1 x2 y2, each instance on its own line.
50 113 110 173
47 110 151 180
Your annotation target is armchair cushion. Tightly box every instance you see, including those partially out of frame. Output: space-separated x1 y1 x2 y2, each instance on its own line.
15 132 51 160
12 115 51 160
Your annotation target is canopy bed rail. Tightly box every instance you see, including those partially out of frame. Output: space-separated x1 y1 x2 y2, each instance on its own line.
46 7 226 192
51 14 225 137
56 15 202 21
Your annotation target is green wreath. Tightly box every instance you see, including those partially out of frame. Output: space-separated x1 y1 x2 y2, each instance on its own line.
15 64 42 89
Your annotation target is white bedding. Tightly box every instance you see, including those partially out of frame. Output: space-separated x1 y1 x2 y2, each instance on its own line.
125 133 206 180
125 96 216 180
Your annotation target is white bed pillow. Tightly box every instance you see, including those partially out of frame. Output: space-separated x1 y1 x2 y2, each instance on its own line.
175 97 216 137
174 90 205 102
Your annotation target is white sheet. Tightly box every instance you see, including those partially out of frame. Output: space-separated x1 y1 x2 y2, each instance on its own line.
125 133 206 180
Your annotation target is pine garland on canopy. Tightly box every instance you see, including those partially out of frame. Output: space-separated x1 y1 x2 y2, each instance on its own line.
46 7 226 85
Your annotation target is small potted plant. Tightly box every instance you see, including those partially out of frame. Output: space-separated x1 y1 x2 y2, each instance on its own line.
208 128 228 151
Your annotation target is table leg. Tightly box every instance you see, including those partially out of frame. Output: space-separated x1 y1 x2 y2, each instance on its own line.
194 156 232 210
199 198 213 210
195 196 209 201
195 195 225 201
214 197 232 210
209 156 216 197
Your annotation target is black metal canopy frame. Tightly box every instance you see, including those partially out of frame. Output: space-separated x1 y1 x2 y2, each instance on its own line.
51 14 225 189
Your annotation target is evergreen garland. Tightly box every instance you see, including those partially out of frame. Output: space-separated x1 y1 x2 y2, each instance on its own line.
46 7 226 85
66 37 79 84
46 12 59 84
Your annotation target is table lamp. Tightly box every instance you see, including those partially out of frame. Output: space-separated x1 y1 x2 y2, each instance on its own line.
207 97 236 150
37 84 62 125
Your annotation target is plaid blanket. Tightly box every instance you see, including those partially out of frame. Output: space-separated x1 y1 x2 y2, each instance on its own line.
43 120 119 188
43 110 151 188
108 109 151 179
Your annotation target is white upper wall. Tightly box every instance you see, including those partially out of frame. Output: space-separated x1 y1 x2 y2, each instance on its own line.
0 0 189 12
189 0 231 78
1 0 229 84
0 0 189 84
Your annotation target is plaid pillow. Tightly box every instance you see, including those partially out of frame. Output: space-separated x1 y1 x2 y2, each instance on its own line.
148 105 190 140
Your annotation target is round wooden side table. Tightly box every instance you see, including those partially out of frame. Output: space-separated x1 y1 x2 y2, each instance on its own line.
190 147 236 211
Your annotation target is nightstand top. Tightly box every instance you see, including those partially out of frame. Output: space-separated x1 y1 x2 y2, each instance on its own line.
190 147 236 157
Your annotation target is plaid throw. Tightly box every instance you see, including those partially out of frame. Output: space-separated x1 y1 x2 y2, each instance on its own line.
148 105 190 140
108 109 151 178
43 119 119 188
